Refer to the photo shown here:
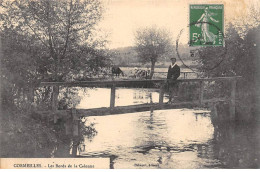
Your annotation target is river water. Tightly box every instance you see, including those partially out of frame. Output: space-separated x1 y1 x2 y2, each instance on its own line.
75 88 259 169
77 88 167 109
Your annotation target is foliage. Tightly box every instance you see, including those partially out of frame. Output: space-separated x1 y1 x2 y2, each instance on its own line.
0 0 110 157
197 24 260 120
58 87 81 110
0 108 58 157
111 45 184 68
1 0 111 82
134 26 173 78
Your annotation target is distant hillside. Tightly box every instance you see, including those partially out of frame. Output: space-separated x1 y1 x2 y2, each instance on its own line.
111 46 139 66
110 44 198 67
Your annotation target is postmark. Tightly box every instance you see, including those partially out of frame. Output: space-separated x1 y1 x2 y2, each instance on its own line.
189 4 224 46
176 20 227 72
176 25 227 72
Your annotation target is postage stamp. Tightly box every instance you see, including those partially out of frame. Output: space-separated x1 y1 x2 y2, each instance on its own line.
189 4 224 46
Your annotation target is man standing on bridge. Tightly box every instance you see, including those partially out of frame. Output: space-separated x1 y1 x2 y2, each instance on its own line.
166 57 180 103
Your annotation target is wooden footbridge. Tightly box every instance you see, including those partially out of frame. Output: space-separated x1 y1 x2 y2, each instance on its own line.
36 77 241 133
36 76 241 137
34 76 241 156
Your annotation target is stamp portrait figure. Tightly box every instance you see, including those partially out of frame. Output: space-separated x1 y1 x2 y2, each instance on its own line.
196 7 219 44
190 4 224 46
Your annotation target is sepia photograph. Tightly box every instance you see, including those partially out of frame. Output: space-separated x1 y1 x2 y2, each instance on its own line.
0 0 259 169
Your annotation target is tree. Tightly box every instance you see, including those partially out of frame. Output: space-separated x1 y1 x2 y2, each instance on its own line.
197 24 260 121
0 0 111 107
1 0 107 82
197 24 244 77
134 26 173 79
0 0 109 157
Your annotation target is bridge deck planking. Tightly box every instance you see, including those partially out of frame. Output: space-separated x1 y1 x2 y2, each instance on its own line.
40 76 242 88
38 98 226 119
78 98 226 117
77 102 198 117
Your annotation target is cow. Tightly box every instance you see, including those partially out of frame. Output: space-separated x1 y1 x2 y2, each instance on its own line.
112 66 124 77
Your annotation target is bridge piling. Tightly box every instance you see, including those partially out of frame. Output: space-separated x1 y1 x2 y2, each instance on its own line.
159 86 164 105
52 85 59 123
71 109 81 157
110 84 116 109
51 85 59 110
72 109 79 136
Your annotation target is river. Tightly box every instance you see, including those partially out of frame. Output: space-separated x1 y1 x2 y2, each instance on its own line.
75 88 259 169
77 88 167 109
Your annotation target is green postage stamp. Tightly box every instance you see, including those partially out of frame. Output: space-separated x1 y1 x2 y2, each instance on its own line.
189 4 224 46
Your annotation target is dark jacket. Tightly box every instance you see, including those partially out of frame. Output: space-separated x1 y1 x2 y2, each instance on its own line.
167 64 180 80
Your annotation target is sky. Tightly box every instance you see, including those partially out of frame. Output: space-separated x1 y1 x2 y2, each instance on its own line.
98 0 259 49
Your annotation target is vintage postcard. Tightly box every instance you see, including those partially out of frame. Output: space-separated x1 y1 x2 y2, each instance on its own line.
0 0 259 169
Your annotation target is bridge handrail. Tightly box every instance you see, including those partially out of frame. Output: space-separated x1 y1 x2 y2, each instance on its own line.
39 76 242 87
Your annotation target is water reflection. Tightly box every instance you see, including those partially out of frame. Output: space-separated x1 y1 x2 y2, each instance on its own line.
81 109 219 168
211 121 260 168
73 88 259 169
76 88 168 109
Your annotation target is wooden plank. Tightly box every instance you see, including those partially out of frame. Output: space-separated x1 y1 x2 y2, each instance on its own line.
76 101 200 117
40 79 164 87
36 97 227 118
39 76 242 88
51 85 59 110
110 84 116 109
159 86 165 105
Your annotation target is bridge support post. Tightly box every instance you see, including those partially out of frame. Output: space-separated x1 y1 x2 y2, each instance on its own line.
51 85 59 110
71 108 79 157
230 79 236 120
199 81 204 106
71 108 80 137
159 86 164 106
64 110 80 135
52 85 59 123
110 84 116 109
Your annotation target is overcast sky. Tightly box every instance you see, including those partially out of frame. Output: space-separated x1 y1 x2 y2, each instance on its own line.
99 0 258 49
